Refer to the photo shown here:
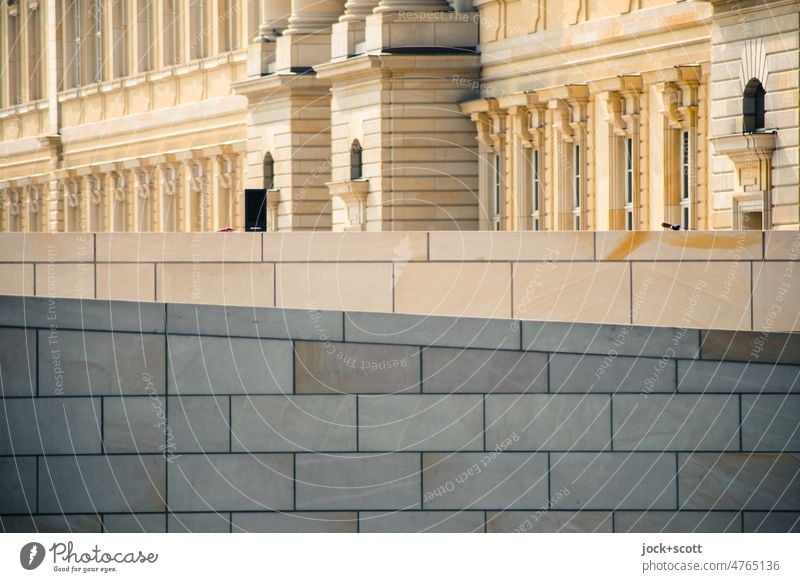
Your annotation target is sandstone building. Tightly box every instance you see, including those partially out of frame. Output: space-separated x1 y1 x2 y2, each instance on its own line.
0 0 797 233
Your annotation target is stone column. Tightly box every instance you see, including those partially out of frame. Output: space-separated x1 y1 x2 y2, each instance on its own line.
260 0 291 39
373 0 450 13
340 0 380 21
284 0 345 35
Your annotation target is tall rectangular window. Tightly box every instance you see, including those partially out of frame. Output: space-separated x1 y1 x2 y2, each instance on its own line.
531 149 540 231
112 0 130 78
62 0 80 89
624 137 633 231
572 144 581 230
190 0 208 60
680 130 691 229
28 3 42 101
218 0 238 52
7 9 20 104
163 0 181 65
493 153 501 230
137 0 154 72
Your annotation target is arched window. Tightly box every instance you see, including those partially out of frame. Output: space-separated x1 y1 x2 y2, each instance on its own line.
743 78 765 133
263 152 274 190
350 140 363 181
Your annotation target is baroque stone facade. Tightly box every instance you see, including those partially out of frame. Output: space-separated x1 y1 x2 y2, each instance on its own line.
0 0 797 232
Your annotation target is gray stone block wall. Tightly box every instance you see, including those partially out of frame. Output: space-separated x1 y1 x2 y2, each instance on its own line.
1 295 798 533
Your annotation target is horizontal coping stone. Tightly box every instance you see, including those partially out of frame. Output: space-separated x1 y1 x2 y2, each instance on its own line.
523 321 699 359
0 457 36 514
0 295 165 333
678 453 800 510
359 394 483 452
741 395 800 451
295 453 421 511
167 303 343 342
232 395 356 452
423 452 548 511
678 360 800 393
0 327 36 397
168 454 294 512
233 512 357 533
550 353 676 393
742 512 800 533
38 329 166 396
614 511 742 533
700 329 800 365
612 394 740 451
343 311 520 350
38 455 166 513
550 452 677 510
168 335 293 395
359 511 485 533
0 397 102 455
294 341 420 394
422 347 547 393
486 511 613 533
486 394 611 451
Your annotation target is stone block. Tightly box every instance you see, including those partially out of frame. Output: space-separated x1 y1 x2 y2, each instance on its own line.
360 511 484 533
423 348 547 393
428 232 594 261
596 231 762 261
233 512 357 533
295 341 420 394
678 453 800 510
0 397 102 454
614 511 741 533
0 457 36 513
359 395 483 451
764 232 800 260
513 263 630 325
678 360 799 393
0 233 94 262
395 263 512 319
103 514 166 533
103 397 166 453
486 511 613 533
344 311 520 350
0 327 35 396
742 395 800 451
753 263 800 332
551 452 676 510
0 296 165 332
276 263 393 313
700 329 800 365
168 454 293 511
743 511 800 533
168 396 230 453
95 233 261 262
34 263 94 299
295 453 421 510
232 395 356 452
97 264 156 302
264 232 428 261
168 335 292 395
551 354 676 393
0 514 101 533
632 262 751 330
39 329 165 396
523 321 699 359
423 452 548 510
486 395 611 450
168 512 231 533
157 263 275 307
613 394 740 450
167 303 343 342
39 455 166 513
0 264 33 295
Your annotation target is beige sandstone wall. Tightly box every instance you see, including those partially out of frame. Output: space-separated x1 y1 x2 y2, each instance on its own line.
0 230 797 331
